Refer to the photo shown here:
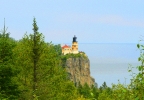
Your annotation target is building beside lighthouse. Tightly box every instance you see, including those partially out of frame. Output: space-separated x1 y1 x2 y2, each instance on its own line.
62 35 79 55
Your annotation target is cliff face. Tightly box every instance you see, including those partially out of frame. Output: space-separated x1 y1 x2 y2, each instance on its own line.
64 56 95 86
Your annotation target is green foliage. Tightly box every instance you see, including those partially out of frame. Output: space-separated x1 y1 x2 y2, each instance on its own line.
61 53 87 64
91 85 99 99
97 42 144 100
77 83 94 99
13 18 78 100
2 18 144 100
128 42 144 99
54 44 62 56
99 82 107 90
0 27 20 99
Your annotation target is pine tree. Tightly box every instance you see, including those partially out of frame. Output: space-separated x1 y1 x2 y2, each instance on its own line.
14 18 78 99
0 19 20 99
78 83 92 99
32 17 39 98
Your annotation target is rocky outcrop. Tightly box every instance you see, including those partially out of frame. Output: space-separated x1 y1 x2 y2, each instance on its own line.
64 56 95 86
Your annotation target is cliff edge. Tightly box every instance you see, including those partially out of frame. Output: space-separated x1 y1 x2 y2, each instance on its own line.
63 55 95 86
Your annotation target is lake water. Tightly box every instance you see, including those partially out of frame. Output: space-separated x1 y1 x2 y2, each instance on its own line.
67 43 140 87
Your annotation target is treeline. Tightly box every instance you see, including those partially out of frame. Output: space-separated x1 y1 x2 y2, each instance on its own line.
0 18 144 100
0 18 78 100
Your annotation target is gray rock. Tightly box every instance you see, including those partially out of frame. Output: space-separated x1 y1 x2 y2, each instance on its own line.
64 56 95 87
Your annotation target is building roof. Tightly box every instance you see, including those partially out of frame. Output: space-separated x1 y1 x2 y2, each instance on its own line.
62 44 70 49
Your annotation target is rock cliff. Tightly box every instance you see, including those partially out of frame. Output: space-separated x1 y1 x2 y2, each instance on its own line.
64 56 95 86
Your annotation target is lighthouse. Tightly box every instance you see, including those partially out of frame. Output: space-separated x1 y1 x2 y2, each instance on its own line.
72 35 78 54
61 35 79 55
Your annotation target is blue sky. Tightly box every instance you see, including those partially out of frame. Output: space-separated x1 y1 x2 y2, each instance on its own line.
0 0 144 43
0 0 143 86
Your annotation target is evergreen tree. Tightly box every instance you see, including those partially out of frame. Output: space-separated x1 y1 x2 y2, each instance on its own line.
54 44 62 56
0 20 20 99
32 17 40 98
91 84 99 99
14 18 78 99
78 83 92 99
101 82 107 89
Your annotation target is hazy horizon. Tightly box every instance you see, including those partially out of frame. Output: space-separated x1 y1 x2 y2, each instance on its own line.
61 43 140 87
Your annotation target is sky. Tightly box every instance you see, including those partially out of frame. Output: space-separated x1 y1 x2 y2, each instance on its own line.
0 0 144 86
0 0 144 43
